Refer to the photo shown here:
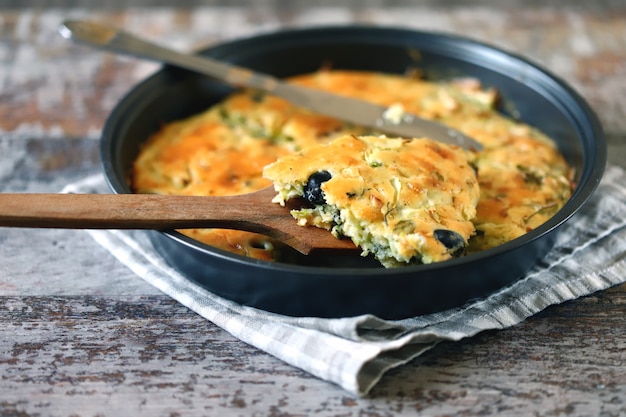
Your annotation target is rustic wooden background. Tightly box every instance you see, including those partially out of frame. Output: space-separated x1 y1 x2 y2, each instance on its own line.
1 2 625 416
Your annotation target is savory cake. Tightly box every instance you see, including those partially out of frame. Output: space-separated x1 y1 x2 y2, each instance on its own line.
131 69 574 265
263 135 480 267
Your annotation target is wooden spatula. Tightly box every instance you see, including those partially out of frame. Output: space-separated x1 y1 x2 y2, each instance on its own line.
0 187 356 254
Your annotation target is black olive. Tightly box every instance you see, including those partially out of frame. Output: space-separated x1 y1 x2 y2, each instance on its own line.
304 170 332 205
433 229 466 256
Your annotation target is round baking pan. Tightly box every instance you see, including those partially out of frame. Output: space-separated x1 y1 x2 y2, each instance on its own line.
101 26 606 319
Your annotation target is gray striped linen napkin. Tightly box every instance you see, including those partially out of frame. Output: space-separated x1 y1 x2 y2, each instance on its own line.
64 164 626 396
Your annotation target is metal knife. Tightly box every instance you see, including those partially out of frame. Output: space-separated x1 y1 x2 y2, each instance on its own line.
59 20 482 150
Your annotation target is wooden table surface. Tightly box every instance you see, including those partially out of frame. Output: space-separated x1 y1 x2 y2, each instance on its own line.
1 2 625 416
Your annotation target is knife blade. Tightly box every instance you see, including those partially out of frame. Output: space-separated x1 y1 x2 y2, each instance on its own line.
59 19 482 150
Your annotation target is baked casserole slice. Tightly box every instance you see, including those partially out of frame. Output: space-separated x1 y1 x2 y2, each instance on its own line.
263 135 480 267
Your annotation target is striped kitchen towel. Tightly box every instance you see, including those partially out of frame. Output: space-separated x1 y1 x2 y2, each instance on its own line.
64 164 626 396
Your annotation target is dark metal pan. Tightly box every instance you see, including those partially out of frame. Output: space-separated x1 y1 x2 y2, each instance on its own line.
101 26 606 319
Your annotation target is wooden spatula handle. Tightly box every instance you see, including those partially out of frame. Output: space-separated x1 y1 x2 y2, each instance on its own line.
0 190 275 230
0 190 356 254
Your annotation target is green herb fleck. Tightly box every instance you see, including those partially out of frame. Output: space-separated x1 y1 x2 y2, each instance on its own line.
517 165 544 185
393 220 415 234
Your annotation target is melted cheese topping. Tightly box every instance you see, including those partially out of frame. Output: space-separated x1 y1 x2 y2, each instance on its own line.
132 69 573 263
264 135 480 267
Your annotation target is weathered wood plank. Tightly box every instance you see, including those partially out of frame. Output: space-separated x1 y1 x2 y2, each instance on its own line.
1 4 625 416
1 294 624 416
1 6 626 138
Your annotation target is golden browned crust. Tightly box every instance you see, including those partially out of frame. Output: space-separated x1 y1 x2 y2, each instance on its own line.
263 135 480 267
131 69 573 263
